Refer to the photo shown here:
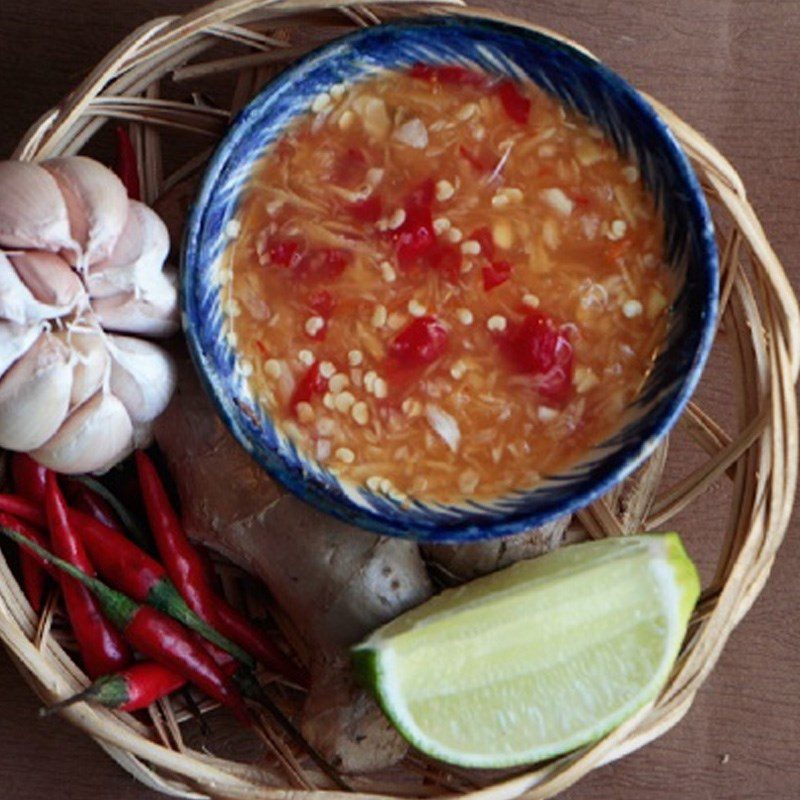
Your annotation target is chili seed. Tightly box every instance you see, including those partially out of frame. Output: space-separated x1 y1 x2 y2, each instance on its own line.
487 315 507 332
371 304 388 328
351 401 370 426
623 165 639 183
239 359 253 377
538 406 558 422
335 447 356 464
380 261 397 283
329 373 350 394
298 349 315 366
338 110 355 131
447 227 464 243
456 308 474 325
622 299 643 318
319 361 336 379
460 239 481 255
296 402 315 423
408 299 427 318
348 349 363 367
322 393 335 410
373 378 388 399
311 92 331 112
225 219 241 238
264 359 282 379
522 293 540 309
305 316 325 337
433 217 452 235
334 391 356 413
435 179 456 202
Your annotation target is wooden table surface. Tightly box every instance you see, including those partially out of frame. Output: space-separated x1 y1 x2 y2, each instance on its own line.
1 1 798 798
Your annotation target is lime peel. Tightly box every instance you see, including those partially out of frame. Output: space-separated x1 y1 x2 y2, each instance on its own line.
353 533 700 768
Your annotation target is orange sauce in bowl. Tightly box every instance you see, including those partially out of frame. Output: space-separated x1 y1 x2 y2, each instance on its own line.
225 66 673 503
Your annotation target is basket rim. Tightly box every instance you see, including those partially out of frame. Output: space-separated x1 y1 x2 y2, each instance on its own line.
1 2 798 800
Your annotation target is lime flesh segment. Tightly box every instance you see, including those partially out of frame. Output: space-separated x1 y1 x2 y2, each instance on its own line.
353 534 699 768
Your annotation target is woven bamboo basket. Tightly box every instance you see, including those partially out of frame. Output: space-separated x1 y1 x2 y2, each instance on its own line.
1 1 798 798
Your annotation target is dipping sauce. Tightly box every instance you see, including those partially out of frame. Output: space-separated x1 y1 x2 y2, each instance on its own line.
225 65 673 503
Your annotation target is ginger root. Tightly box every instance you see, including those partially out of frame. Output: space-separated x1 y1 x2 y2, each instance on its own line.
155 357 431 772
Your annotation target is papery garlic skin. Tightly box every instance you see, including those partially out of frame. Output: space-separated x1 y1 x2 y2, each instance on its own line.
44 156 129 268
10 250 85 309
0 155 179 473
0 161 76 252
0 251 76 324
107 334 177 425
62 322 110 408
31 391 134 474
0 332 73 450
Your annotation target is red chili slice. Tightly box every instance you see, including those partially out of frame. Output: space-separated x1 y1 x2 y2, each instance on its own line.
409 64 489 87
348 194 383 223
291 362 328 410
392 179 436 268
389 316 449 367
268 240 302 268
501 310 574 403
296 248 351 281
497 80 531 125
482 260 513 291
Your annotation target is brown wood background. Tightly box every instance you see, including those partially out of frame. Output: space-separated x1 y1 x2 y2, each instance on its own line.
0 1 798 798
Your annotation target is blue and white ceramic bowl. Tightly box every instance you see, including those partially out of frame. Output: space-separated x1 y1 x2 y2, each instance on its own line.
182 16 718 543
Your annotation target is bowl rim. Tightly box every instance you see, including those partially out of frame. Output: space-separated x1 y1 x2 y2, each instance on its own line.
182 15 719 542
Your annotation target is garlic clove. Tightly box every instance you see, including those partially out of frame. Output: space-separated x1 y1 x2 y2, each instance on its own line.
57 322 110 408
31 391 133 474
107 333 176 424
87 201 170 299
0 331 72 450
0 250 76 324
91 267 179 338
9 250 85 308
0 319 43 378
44 156 129 268
0 160 76 252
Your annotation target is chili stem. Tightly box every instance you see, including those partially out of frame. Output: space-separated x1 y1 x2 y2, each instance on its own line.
72 474 153 552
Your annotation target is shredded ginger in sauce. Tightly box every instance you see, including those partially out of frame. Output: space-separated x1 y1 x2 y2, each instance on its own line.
226 65 674 503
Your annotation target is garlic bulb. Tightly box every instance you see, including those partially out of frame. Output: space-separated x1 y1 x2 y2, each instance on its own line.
0 155 179 473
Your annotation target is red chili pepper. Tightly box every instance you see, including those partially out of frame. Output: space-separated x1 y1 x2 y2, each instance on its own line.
1 523 249 722
135 452 219 625
389 316 449 367
11 453 47 503
501 310 575 403
290 362 328 410
0 496 306 684
68 483 120 530
482 260 513 291
497 80 531 125
348 194 382 223
45 473 131 678
0 513 56 615
409 63 489 87
10 454 49 611
44 661 186 716
114 125 141 201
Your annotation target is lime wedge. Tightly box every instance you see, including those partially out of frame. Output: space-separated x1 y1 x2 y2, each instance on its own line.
353 533 699 768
